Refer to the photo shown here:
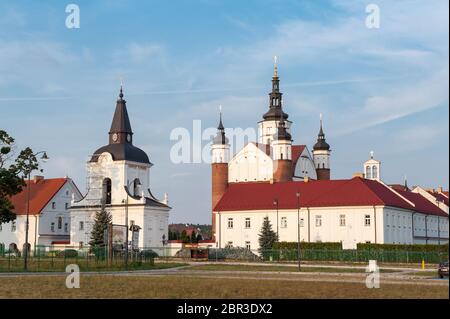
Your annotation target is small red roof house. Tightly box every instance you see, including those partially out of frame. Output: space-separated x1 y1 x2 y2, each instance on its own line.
0 176 82 251
212 177 449 250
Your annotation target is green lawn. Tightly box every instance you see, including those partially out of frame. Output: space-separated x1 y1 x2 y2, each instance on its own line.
0 257 186 272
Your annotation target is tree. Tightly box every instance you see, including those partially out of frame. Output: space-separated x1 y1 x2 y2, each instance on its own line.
180 230 190 243
190 230 198 243
196 232 203 242
258 217 278 259
0 130 39 224
89 209 112 248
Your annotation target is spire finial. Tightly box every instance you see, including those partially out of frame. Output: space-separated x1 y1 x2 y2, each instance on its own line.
118 75 124 100
217 105 224 130
370 150 374 159
273 55 278 77
404 175 408 190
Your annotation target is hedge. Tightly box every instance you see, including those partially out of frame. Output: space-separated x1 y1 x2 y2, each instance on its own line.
273 242 343 250
357 243 449 253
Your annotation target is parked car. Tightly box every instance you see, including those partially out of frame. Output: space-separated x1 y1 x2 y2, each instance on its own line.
438 261 449 279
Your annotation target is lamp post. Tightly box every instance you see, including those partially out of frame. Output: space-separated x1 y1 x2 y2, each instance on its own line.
296 192 301 271
124 179 141 270
24 151 49 271
273 199 279 238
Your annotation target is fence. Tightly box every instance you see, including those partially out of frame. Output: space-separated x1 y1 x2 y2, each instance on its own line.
1 245 448 272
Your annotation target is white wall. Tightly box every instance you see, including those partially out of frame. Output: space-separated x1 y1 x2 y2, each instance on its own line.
0 179 82 250
228 143 273 183
215 205 386 250
258 120 292 145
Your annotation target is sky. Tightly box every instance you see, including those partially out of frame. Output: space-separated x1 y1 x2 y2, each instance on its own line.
0 0 448 224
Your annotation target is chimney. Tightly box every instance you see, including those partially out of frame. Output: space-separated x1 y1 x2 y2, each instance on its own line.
438 186 443 193
304 176 309 183
34 175 44 183
353 172 364 178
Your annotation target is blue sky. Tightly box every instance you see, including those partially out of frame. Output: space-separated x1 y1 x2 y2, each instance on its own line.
1 0 448 223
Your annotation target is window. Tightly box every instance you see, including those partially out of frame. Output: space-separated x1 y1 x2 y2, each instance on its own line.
315 215 322 227
227 218 233 229
281 217 287 228
365 215 371 226
52 202 56 209
51 223 55 232
245 241 251 250
299 218 304 227
79 221 84 231
340 215 346 226
366 166 371 179
245 218 251 229
372 165 378 179
66 190 69 196
102 178 112 205
226 241 233 248
0 224 2 232
58 217 62 229
11 221 16 232
64 223 68 233
133 179 141 196
65 203 69 210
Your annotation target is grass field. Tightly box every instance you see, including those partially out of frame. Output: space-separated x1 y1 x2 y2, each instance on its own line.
185 264 398 273
0 258 186 272
0 275 447 299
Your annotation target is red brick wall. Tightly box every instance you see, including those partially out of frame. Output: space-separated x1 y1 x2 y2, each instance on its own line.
273 160 293 182
212 163 228 240
316 168 331 180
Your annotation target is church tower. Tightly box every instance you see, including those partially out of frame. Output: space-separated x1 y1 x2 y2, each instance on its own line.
211 110 230 240
258 57 291 145
313 114 331 180
272 115 293 182
70 86 170 249
364 151 381 181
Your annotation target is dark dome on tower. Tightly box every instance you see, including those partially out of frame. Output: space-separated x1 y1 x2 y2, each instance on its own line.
90 87 152 165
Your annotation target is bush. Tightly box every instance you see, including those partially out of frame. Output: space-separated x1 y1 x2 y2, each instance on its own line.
273 242 343 250
57 249 78 258
356 243 449 253
208 247 260 261
140 249 159 259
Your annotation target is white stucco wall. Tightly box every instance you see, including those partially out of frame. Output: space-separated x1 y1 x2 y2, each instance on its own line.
228 143 273 183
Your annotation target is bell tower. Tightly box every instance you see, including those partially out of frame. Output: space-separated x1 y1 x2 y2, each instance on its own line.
258 57 291 145
211 109 230 240
272 115 293 182
312 114 331 180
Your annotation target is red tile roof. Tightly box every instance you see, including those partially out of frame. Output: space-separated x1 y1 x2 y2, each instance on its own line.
426 191 449 206
215 177 417 212
10 178 68 215
393 188 448 217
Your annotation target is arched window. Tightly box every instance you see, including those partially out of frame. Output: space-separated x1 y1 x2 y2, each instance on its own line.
58 217 62 229
102 178 112 205
133 178 141 197
322 163 325 169
372 165 378 179
366 166 372 179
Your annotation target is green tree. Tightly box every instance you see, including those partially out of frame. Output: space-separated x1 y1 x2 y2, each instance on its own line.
89 209 112 247
180 230 190 243
0 131 40 224
258 217 278 259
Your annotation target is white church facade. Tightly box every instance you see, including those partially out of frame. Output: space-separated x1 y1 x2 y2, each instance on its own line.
210 61 449 250
70 87 170 249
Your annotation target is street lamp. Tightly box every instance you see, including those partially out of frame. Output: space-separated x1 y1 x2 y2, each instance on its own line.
296 192 301 271
124 179 141 269
273 199 279 238
24 151 49 271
